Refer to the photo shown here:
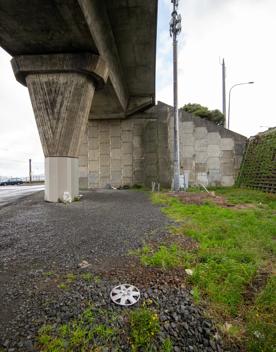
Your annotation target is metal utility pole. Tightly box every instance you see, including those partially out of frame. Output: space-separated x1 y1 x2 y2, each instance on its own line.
170 0 182 191
221 58 226 126
29 158 32 183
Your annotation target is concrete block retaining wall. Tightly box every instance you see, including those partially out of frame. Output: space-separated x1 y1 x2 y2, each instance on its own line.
79 102 247 188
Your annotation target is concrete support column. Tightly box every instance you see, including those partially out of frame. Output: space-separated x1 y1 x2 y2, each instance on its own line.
45 157 79 202
11 53 108 202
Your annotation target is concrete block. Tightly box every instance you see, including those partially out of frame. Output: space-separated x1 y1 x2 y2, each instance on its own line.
182 157 194 170
221 162 234 176
110 126 121 137
110 148 121 159
207 157 220 169
88 171 99 184
182 121 194 133
89 149 99 161
88 127 99 139
133 147 143 159
99 155 110 167
221 138 234 150
221 176 235 186
79 155 88 167
208 169 221 185
145 142 157 153
99 130 109 141
183 146 194 158
109 120 121 129
122 131 132 142
122 177 132 185
195 127 208 139
207 145 221 157
196 172 208 186
100 166 110 177
222 151 234 160
145 165 157 177
122 142 133 154
133 170 143 183
99 121 109 132
207 132 221 145
195 163 207 173
195 139 208 151
133 136 142 148
89 138 99 150
79 177 88 189
182 133 194 146
195 152 207 163
123 166 133 178
111 137 121 149
133 159 143 170
145 153 157 163
79 143 88 156
89 160 99 171
111 159 121 171
111 171 122 183
99 177 111 188
235 143 245 155
79 166 88 177
122 153 132 166
122 120 132 131
100 143 110 155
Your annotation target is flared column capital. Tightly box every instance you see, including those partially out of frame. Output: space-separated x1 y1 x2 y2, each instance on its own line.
11 53 109 89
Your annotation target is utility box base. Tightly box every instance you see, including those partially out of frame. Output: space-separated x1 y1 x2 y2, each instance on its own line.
45 157 79 202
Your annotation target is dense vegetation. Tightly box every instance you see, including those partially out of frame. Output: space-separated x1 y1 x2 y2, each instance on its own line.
182 103 225 126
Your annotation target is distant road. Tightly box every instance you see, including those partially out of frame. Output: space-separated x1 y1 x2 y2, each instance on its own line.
0 185 44 207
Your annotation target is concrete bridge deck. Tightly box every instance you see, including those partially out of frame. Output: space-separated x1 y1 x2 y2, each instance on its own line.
0 0 158 202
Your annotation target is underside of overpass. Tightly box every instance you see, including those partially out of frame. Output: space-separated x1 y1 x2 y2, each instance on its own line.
0 0 158 201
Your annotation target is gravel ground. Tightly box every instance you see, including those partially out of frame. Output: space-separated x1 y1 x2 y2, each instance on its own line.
0 190 233 351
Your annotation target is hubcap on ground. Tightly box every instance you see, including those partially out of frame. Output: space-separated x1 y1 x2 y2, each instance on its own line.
110 284 140 306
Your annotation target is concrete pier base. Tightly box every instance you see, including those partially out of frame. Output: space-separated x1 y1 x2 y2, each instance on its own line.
11 53 108 202
45 157 79 202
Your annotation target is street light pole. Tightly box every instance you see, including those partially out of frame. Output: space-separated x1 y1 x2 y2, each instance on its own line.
170 0 182 191
227 81 254 129
221 59 227 126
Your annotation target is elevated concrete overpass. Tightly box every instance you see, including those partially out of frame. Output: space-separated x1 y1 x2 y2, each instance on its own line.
0 0 158 201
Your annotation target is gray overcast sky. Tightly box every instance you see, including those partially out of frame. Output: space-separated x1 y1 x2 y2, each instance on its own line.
1 0 276 177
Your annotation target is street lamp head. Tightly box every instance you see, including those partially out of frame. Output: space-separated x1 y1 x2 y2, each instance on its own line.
249 81 254 84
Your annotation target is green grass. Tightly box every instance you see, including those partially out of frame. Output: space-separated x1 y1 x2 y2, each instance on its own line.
146 188 276 351
129 307 160 351
37 304 173 352
37 306 116 351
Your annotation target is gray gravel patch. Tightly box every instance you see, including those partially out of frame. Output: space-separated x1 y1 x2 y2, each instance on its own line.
0 190 235 351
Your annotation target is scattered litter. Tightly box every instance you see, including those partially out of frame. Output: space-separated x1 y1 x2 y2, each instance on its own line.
110 284 140 306
199 183 209 194
117 185 130 190
78 260 91 269
223 322 233 332
185 269 193 276
63 192 72 203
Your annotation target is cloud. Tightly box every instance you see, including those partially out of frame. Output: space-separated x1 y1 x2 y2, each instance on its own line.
157 0 276 137
0 48 44 177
